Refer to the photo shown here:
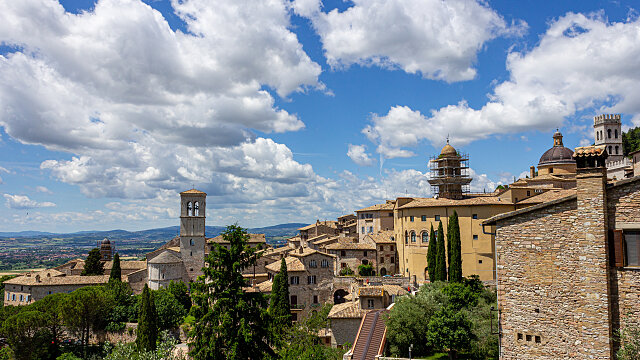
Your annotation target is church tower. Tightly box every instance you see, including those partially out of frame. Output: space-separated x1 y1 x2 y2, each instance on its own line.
179 189 206 281
428 139 471 199
594 114 623 162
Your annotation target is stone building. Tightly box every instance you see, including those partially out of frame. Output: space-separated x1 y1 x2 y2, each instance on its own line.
484 145 640 359
326 239 377 276
98 238 114 261
355 201 395 241
363 230 398 276
594 114 632 180
298 221 339 242
263 247 336 320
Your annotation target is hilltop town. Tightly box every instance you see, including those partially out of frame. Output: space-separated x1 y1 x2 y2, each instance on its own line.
3 114 640 359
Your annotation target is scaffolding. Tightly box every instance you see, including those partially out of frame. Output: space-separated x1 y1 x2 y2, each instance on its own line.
428 152 471 199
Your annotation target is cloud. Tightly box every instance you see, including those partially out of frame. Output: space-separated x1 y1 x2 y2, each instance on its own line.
300 0 525 82
362 13 640 158
35 186 53 194
347 144 374 166
3 194 56 209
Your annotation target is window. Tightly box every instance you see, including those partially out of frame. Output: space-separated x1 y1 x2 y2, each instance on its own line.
615 129 618 138
307 275 316 284
624 231 640 266
187 201 193 216
194 201 199 216
290 295 297 305
380 257 384 263
527 191 531 196
435 215 440 221
422 232 428 243
473 235 478 240
313 295 318 304
190 251 193 256
309 260 317 268
361 227 365 233
526 335 532 342
517 333 523 341
363 251 368 257
340 250 346 257
48 291 52 295
609 146 613 155
367 299 375 308
362 259 369 265
321 259 329 268
11 294 15 301
405 232 409 244
290 276 299 285
472 214 478 220
190 239 194 246
341 263 346 268
616 145 619 155
380 245 385 251
608 129 612 138
535 336 541 343
390 245 394 251
368 226 373 233
410 216 414 222
478 259 483 264
19 295 23 302
291 313 297 322
421 215 426 221
391 257 395 264
388 212 393 217
410 232 416 242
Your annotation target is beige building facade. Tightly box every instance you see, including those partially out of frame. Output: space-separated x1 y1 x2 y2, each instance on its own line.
355 201 395 241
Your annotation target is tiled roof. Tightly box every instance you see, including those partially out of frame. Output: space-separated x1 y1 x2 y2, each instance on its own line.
397 195 514 209
180 189 207 195
265 256 306 272
516 189 576 205
255 280 273 293
314 236 341 246
358 286 385 297
148 251 182 264
356 202 395 212
103 260 147 270
207 233 266 244
5 274 110 286
306 234 329 243
364 231 395 244
382 284 409 296
328 301 368 319
484 193 577 225
326 240 376 250
298 221 338 231
574 145 606 157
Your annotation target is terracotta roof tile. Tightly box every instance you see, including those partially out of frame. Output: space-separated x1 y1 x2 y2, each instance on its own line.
358 286 385 297
364 231 395 244
5 274 110 286
326 240 376 250
516 189 576 205
266 256 306 272
574 145 606 157
148 251 182 264
298 221 338 231
103 260 147 270
356 202 396 212
397 195 514 209
328 301 368 319
207 233 266 244
180 189 207 195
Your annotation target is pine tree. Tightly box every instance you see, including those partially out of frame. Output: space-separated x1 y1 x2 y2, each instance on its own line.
427 224 437 282
435 221 447 282
189 225 275 359
269 258 291 342
448 211 462 283
136 284 158 351
109 253 121 282
81 248 104 276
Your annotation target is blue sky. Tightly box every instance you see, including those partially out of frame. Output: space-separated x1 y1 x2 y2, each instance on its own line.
0 0 639 232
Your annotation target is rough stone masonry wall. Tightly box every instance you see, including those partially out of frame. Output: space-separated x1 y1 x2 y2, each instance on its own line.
496 189 613 359
608 179 640 337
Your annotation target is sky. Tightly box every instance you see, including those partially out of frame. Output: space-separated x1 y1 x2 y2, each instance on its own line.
0 0 639 232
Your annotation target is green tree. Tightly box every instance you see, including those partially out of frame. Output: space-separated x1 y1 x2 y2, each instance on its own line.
29 293 67 357
622 127 640 156
617 322 640 360
189 225 275 360
105 280 137 327
154 288 187 330
137 284 158 351
448 211 462 283
357 263 374 276
60 286 113 351
104 330 186 360
427 224 437 282
269 258 291 342
1 310 53 360
435 221 447 282
426 307 475 360
339 266 354 276
81 248 104 276
167 280 191 313
109 253 122 282
278 304 344 359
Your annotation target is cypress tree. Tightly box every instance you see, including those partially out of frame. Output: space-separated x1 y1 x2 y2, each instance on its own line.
81 248 104 276
427 224 437 282
136 284 158 351
448 211 463 283
447 218 452 266
435 221 447 282
109 253 121 282
269 258 291 337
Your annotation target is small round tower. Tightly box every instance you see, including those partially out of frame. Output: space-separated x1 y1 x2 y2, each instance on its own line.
537 130 576 176
428 139 471 199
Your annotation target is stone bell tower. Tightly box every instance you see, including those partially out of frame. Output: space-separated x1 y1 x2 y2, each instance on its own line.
179 189 206 281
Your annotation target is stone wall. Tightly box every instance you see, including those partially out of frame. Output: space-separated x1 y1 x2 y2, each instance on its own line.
330 317 362 347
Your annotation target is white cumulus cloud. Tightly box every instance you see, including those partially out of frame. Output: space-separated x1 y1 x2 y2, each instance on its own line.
347 144 375 166
3 194 56 209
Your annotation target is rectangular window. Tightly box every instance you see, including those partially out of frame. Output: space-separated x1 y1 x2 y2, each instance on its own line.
390 245 394 251
321 259 329 268
290 276 299 285
473 235 478 240
368 226 373 233
421 215 427 221
367 299 375 308
527 191 531 196
363 251 368 257
535 336 541 343
435 215 440 221
390 257 395 264
313 295 318 304
472 214 478 220
341 250 346 257
526 335 532 342
309 260 317 268
625 231 640 266
292 313 297 322
380 245 384 251
380 257 384 263
410 216 414 222
307 275 316 284
290 295 297 305
388 212 393 217
478 259 483 264
361 227 365 233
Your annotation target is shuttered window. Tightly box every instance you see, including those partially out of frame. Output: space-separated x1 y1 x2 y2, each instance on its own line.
624 231 640 267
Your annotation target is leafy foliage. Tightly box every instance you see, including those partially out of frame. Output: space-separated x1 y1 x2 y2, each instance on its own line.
189 225 275 360
357 263 374 276
339 266 354 276
623 127 640 156
82 248 105 276
426 307 474 358
1 310 54 360
109 253 122 282
434 221 447 282
447 211 462 283
104 330 186 360
167 280 191 313
427 224 436 282
60 286 113 349
269 258 291 345
137 284 158 352
154 287 187 330
617 322 640 360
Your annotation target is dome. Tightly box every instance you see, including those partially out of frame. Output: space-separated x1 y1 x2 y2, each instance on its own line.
538 130 575 166
440 140 457 157
101 238 110 244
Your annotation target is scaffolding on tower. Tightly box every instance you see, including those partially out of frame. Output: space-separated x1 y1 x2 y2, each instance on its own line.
428 152 471 199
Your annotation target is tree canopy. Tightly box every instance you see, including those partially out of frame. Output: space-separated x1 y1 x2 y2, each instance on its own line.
434 221 447 282
427 224 437 282
357 263 374 276
623 127 640 156
448 211 462 283
81 248 104 276
137 284 158 352
269 258 291 345
109 253 121 282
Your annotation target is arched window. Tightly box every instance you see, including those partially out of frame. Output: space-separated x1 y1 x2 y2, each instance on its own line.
410 231 416 242
597 131 600 140
608 129 612 138
615 129 618 138
615 146 619 155
609 146 613 155
194 201 199 216
405 231 409 244
187 201 193 216
422 232 428 243
600 130 603 140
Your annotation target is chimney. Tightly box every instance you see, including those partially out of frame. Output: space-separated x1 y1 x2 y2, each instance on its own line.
574 145 608 225
530 166 535 178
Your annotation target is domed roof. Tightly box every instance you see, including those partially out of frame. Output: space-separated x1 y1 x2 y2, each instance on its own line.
440 139 457 157
101 238 110 245
538 130 575 166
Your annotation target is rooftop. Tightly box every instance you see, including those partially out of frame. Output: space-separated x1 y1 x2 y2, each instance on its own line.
328 301 368 319
397 195 514 209
148 250 182 264
364 230 395 244
265 256 306 272
326 240 376 251
5 274 110 286
180 189 207 195
298 221 338 231
207 233 266 244
356 201 396 212
358 286 385 297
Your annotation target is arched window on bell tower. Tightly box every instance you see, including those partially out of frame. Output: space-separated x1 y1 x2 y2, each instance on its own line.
194 202 199 216
187 202 193 216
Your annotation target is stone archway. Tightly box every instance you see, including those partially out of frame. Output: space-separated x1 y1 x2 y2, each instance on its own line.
380 267 387 276
334 289 349 304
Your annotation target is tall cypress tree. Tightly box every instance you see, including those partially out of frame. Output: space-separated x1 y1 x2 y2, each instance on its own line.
81 248 104 276
427 224 437 282
435 221 447 282
447 218 452 266
269 258 291 340
109 253 121 282
136 284 158 351
448 211 462 283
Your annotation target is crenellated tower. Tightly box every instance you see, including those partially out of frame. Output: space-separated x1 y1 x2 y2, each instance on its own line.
594 114 623 162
